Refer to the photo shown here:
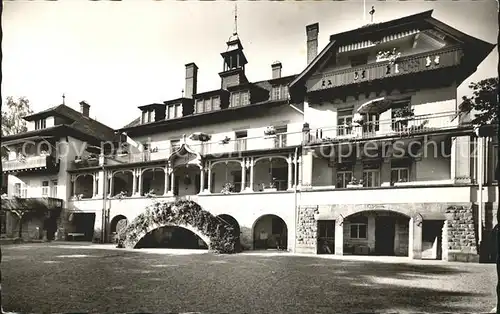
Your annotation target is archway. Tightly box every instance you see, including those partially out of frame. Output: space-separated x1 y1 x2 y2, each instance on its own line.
110 215 128 243
74 175 94 199
217 214 241 251
136 225 209 249
343 210 410 256
253 214 288 250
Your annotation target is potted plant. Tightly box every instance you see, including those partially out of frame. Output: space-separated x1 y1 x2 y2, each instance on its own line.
346 178 363 188
392 106 414 122
74 156 82 163
40 150 49 156
219 136 231 145
221 182 235 194
264 126 276 136
352 113 364 125
115 191 128 199
190 132 212 142
262 178 277 191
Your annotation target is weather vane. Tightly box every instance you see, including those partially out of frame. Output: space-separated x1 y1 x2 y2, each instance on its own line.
233 3 238 36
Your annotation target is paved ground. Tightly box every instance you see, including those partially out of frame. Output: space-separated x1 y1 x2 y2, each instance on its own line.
1 242 497 313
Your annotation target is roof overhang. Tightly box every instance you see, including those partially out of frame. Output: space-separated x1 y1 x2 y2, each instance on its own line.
356 94 410 114
1 135 55 147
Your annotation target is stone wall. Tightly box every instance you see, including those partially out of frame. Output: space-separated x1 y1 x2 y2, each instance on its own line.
445 205 478 262
296 206 318 253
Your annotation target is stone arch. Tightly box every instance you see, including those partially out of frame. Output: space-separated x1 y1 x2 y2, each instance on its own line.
252 214 288 250
120 200 237 253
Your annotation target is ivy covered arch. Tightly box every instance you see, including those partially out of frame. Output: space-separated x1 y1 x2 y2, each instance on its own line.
118 200 237 254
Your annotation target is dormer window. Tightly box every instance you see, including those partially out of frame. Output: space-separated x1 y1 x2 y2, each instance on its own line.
230 91 250 108
166 103 182 119
271 85 289 101
141 110 155 124
195 96 221 114
35 118 46 130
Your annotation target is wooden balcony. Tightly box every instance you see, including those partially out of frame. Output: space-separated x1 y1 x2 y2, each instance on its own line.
1 196 63 211
2 155 59 174
308 47 463 92
307 111 464 145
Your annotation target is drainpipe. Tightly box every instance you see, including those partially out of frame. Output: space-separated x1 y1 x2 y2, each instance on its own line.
101 155 108 243
293 147 298 253
477 136 483 245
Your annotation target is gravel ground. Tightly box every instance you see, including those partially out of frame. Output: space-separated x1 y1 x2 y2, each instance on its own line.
1 242 496 313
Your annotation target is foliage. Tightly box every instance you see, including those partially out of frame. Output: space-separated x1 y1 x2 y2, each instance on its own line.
459 77 498 125
221 182 235 194
118 200 237 254
1 96 33 158
392 106 415 119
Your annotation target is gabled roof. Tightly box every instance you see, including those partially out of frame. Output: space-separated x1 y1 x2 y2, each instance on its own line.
22 104 116 142
290 9 495 90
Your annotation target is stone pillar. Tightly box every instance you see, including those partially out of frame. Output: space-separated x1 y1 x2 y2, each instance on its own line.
72 175 76 196
335 217 344 255
170 170 176 195
137 170 143 196
298 156 303 187
452 136 472 184
301 150 313 188
240 159 246 192
163 167 170 196
132 169 138 196
199 166 205 194
93 174 98 198
108 173 114 197
97 170 105 197
248 157 255 192
287 155 293 190
409 216 422 259
207 163 212 193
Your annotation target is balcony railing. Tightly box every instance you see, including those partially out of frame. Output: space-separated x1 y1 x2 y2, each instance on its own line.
1 196 63 210
309 47 463 92
2 155 59 173
307 111 462 144
112 149 172 164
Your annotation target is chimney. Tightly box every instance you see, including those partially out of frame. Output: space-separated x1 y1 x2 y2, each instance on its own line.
271 61 282 79
185 63 198 99
79 101 90 117
306 23 319 65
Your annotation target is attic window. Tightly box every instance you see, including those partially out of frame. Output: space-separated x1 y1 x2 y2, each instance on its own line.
35 118 47 130
350 54 369 67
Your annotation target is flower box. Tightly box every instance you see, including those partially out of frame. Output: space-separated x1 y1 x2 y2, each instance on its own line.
346 184 363 188
264 126 276 136
263 188 277 192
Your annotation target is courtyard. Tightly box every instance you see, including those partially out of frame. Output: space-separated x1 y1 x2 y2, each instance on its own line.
1 242 497 313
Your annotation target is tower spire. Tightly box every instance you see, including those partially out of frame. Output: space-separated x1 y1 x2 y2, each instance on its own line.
233 3 238 36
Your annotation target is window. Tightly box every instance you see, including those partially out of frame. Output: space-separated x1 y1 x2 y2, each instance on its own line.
21 185 27 198
391 167 409 184
42 181 49 196
337 111 353 136
274 126 287 148
167 104 182 119
212 97 221 110
142 111 147 124
51 180 58 198
271 85 289 101
336 170 353 188
231 93 240 108
170 139 181 151
363 113 380 134
230 91 250 108
196 100 204 113
204 99 212 112
235 131 247 151
35 119 46 130
241 92 250 106
363 169 380 187
14 183 21 197
349 215 368 239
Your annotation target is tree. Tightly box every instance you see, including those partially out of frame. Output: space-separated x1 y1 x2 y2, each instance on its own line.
459 77 498 125
1 96 33 159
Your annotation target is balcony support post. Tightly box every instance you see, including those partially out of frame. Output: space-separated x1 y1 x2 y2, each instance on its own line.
163 167 171 196
132 169 138 196
240 158 246 192
137 169 143 196
199 165 205 195
287 154 293 190
247 157 255 192
93 173 99 198
108 173 114 197
207 161 212 193
71 175 76 196
170 168 176 196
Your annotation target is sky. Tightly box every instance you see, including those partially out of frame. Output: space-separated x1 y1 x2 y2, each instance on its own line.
2 1 497 130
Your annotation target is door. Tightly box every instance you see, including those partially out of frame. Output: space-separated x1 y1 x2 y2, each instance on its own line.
317 220 335 254
174 176 180 196
375 216 396 255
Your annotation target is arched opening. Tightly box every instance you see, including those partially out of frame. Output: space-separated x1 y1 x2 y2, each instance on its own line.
253 214 288 250
136 226 209 249
141 168 165 196
253 157 290 191
74 175 94 199
110 215 128 243
217 214 241 250
112 171 134 197
172 164 202 196
211 161 244 193
343 210 410 256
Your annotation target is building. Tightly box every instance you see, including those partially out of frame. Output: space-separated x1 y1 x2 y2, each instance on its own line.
1 10 497 261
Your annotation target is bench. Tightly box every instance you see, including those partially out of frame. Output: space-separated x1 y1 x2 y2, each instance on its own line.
67 233 86 241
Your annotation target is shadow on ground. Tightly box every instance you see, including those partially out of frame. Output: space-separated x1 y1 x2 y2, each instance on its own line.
1 243 495 313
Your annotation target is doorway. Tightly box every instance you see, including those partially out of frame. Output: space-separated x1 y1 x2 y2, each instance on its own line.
422 220 444 260
375 216 396 255
317 220 335 254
